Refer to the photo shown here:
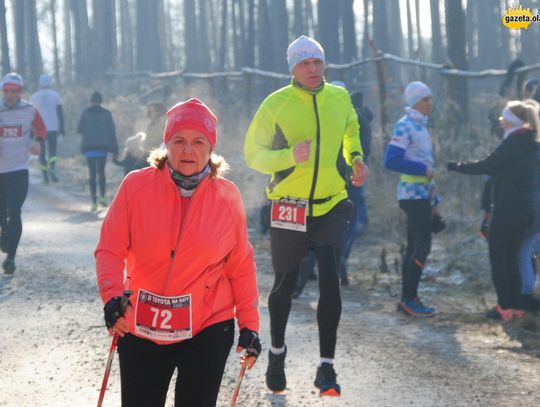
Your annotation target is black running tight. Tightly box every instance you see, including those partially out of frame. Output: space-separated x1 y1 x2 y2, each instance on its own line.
399 199 432 302
86 156 107 200
0 170 28 259
268 245 342 358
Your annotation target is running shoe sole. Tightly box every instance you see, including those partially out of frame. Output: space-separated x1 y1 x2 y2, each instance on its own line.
397 302 434 318
319 387 340 397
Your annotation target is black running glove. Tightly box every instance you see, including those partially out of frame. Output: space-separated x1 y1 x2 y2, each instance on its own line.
103 296 131 328
447 162 460 172
237 328 261 358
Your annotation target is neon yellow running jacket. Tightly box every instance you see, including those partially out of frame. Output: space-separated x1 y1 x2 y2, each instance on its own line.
244 81 363 217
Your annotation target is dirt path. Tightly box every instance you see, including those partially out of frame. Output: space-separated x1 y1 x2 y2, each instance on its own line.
0 171 539 407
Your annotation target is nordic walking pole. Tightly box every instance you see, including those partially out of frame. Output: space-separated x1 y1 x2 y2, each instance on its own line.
230 356 256 407
97 290 132 407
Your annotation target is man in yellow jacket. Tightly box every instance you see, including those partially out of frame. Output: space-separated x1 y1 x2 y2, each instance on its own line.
244 35 368 397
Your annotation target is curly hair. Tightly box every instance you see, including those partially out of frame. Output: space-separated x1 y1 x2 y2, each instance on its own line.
147 148 229 178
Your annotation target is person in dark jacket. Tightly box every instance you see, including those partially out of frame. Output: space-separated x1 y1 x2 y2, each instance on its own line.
339 91 374 281
77 91 118 211
448 100 540 320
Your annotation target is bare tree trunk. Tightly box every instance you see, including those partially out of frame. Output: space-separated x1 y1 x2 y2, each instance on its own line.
445 0 469 124
317 0 339 63
244 0 255 67
217 0 228 70
406 0 414 57
361 0 370 59
233 0 244 69
271 0 288 72
0 0 10 74
414 0 421 56
136 0 162 72
119 0 133 72
184 0 197 71
384 0 401 58
63 0 72 82
257 0 273 70
71 0 94 83
157 0 171 71
93 0 117 78
305 0 315 37
340 0 357 62
26 0 43 82
496 0 510 63
198 0 211 70
50 0 60 84
429 0 444 63
13 0 25 76
372 0 389 52
477 0 500 68
293 0 305 37
520 0 539 63
465 0 476 66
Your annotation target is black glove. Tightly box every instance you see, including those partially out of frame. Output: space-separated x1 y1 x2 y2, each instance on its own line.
431 213 446 234
447 162 460 172
103 296 131 328
237 328 261 358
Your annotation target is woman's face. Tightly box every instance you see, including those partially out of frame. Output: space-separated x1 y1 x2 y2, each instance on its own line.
166 129 212 176
413 96 433 116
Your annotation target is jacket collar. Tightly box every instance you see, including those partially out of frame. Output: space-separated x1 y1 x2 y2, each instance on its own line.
405 107 428 125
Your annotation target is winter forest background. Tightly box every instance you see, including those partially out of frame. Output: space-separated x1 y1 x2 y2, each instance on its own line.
1 0 540 224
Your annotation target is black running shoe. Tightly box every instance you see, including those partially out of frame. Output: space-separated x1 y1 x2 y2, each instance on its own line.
314 362 341 397
265 348 286 393
2 258 15 275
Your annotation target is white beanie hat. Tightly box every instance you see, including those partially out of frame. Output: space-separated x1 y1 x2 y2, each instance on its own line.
287 35 325 73
2 72 23 91
404 81 432 107
39 74 51 88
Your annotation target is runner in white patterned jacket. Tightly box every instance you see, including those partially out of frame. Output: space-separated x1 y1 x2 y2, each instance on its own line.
0 72 47 275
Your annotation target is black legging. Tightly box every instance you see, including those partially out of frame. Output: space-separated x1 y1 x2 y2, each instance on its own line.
489 214 529 309
86 156 107 200
268 245 341 358
399 199 432 302
0 170 29 259
118 320 234 407
38 131 58 171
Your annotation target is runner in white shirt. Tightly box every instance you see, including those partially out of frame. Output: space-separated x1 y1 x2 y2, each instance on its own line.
0 72 47 275
30 74 64 183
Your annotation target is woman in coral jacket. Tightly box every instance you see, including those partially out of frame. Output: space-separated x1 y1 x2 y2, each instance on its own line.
95 98 260 407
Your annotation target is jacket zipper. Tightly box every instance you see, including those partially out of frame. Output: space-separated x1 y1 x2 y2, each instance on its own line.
161 178 207 293
308 93 321 216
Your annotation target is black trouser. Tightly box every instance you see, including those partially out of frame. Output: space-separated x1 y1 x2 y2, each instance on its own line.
489 214 529 309
86 156 107 201
399 199 432 302
117 320 234 407
0 170 29 259
268 245 342 358
38 131 58 172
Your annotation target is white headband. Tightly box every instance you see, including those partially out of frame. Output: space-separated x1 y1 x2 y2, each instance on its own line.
500 106 525 128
